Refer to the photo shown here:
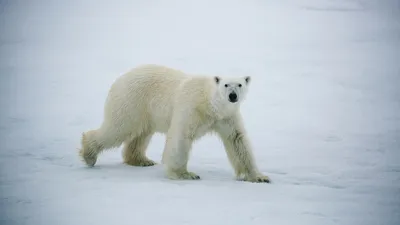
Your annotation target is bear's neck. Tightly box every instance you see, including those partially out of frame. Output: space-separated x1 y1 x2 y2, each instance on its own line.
209 94 239 120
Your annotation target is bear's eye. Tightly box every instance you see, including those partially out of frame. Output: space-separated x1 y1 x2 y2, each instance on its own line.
238 84 242 87
224 84 228 87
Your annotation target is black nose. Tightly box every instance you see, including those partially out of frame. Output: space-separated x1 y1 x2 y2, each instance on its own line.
229 92 238 102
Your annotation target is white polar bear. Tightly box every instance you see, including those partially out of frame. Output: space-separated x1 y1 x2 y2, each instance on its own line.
79 64 270 183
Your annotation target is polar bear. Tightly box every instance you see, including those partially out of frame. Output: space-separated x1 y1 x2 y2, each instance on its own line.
79 64 270 183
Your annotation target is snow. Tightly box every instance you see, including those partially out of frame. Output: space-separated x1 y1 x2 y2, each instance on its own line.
1 0 400 224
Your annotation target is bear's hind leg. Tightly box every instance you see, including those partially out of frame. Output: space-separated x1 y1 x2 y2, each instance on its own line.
80 127 128 167
123 132 156 167
79 130 100 167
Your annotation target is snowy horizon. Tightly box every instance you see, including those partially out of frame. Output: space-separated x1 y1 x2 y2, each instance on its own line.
1 1 399 225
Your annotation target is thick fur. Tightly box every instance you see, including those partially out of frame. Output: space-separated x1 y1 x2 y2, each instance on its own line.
79 64 270 183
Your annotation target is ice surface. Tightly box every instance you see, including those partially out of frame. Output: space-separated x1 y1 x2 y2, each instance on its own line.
1 0 399 225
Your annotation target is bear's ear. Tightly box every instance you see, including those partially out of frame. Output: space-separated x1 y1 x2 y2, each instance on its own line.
214 76 221 84
244 76 251 84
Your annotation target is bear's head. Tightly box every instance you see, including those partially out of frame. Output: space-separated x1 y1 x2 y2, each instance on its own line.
214 76 251 104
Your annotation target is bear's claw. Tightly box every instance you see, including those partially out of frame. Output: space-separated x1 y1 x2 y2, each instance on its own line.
241 174 270 183
79 148 97 167
253 175 270 183
125 159 157 167
83 156 97 167
181 171 201 180
166 171 201 180
257 176 270 183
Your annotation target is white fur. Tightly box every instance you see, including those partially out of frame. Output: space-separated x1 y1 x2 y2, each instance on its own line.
79 64 270 183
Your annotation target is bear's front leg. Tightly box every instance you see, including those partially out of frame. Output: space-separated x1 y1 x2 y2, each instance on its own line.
163 134 200 180
214 113 270 183
162 113 200 180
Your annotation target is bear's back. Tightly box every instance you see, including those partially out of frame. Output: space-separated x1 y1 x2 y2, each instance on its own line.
122 64 191 132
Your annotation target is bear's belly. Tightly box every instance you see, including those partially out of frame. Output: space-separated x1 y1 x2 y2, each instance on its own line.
152 117 172 133
148 100 174 133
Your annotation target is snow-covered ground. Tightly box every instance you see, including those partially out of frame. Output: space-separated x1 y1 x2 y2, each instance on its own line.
1 0 400 224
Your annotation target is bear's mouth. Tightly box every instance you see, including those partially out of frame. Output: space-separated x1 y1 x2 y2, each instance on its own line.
228 92 238 103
